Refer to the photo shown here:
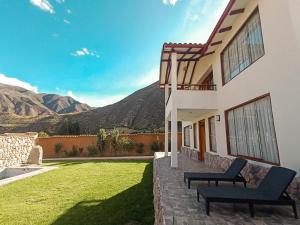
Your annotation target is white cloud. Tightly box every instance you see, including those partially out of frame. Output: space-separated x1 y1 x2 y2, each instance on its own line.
178 0 229 43
136 67 159 87
66 9 72 14
0 73 38 93
63 19 71 24
71 48 100 58
30 0 55 14
67 91 127 107
55 0 65 4
162 0 178 6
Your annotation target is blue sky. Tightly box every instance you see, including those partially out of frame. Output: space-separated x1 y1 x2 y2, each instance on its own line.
0 0 228 107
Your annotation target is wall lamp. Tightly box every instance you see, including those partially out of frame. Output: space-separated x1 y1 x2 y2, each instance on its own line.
216 115 221 122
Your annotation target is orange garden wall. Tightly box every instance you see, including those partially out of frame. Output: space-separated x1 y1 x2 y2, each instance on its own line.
37 133 182 158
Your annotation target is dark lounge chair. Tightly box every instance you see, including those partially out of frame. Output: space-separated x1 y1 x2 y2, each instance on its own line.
184 158 247 189
197 166 298 219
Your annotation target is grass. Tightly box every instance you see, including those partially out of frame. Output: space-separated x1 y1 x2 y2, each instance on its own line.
0 160 154 225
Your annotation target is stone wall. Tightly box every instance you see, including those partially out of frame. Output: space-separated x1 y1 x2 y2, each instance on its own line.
180 146 199 161
0 133 42 167
153 154 166 225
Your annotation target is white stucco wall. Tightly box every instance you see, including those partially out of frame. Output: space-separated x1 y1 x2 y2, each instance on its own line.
180 0 300 172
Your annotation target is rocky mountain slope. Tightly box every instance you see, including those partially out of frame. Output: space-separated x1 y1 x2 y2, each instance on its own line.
0 83 91 116
0 82 164 134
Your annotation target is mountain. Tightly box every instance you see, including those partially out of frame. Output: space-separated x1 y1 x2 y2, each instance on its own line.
0 82 164 134
0 83 92 117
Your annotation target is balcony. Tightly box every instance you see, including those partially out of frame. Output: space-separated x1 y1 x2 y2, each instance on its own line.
165 84 218 119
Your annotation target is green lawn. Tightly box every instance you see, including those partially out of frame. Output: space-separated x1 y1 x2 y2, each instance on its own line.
0 160 154 225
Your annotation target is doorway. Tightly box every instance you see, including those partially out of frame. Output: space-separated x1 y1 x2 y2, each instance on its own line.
198 119 206 161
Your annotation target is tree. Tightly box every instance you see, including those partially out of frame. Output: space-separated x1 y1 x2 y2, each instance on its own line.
97 128 107 152
110 128 119 150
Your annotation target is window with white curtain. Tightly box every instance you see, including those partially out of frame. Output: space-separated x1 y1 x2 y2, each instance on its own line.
209 117 217 152
184 126 191 147
226 95 279 164
222 8 264 85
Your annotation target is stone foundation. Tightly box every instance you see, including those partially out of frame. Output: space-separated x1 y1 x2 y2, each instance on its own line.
204 152 300 200
153 154 166 225
180 146 199 161
0 133 43 167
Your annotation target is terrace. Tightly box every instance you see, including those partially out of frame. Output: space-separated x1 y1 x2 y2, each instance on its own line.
154 152 300 225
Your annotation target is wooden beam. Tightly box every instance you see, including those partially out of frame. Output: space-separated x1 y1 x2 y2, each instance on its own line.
161 58 200 62
210 41 222 46
203 51 215 57
219 26 232 33
189 61 198 85
164 52 172 84
163 50 202 54
229 8 245 16
182 61 190 86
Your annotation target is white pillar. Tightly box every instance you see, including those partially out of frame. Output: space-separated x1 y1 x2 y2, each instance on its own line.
170 52 178 168
164 84 169 157
164 119 169 157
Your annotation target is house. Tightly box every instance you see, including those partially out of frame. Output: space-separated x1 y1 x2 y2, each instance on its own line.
159 0 300 173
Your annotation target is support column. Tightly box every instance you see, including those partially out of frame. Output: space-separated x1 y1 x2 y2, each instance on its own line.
164 119 169 157
164 85 169 157
170 52 178 168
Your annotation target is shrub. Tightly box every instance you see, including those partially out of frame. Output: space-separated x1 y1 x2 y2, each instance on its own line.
38 131 49 137
118 137 134 151
54 143 63 155
87 145 97 157
69 145 79 157
78 147 84 156
110 128 119 150
97 128 107 152
64 150 68 157
150 141 160 152
136 143 144 154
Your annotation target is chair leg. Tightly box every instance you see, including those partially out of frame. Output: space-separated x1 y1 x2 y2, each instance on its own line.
197 191 200 202
215 181 219 187
233 181 235 185
184 176 186 183
188 179 191 189
249 203 254 217
292 201 298 219
243 181 247 188
208 180 210 186
205 200 210 216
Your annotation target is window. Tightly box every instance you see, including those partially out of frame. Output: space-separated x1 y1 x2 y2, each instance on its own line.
184 126 191 147
193 123 197 148
225 95 279 164
221 8 264 85
208 117 217 152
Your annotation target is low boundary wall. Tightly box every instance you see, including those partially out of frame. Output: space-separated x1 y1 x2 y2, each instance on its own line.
38 133 182 158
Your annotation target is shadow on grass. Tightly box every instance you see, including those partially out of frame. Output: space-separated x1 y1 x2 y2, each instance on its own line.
50 163 154 225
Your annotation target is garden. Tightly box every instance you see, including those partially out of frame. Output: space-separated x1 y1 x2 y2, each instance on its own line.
0 160 154 225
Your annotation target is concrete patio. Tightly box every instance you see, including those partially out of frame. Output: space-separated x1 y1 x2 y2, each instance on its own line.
153 152 300 225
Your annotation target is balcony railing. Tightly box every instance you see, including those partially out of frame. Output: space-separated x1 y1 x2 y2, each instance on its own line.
178 84 217 91
166 84 216 106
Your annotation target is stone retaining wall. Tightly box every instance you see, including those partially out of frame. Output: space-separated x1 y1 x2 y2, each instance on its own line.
153 155 166 225
0 133 41 167
180 146 199 161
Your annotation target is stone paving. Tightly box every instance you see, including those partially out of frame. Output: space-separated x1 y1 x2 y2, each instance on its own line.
154 153 300 225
